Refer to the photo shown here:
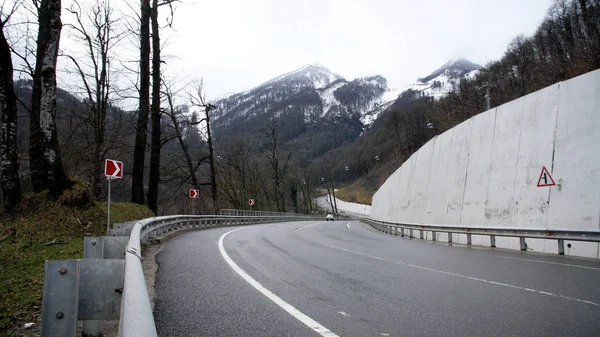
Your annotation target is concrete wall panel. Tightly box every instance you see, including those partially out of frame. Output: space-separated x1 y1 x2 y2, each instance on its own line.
371 69 600 258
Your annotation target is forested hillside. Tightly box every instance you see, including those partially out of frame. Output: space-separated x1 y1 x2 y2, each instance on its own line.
0 0 597 215
329 0 600 203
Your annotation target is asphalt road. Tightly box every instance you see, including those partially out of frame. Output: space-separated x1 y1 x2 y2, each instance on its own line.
154 220 600 337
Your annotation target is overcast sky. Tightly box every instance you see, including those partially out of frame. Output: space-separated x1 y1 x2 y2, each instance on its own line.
60 0 553 101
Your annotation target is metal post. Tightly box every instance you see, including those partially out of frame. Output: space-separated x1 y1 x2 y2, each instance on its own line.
490 235 496 248
448 232 453 243
83 238 103 337
420 230 423 239
432 231 437 241
106 178 112 234
467 233 472 245
519 237 527 251
558 239 565 255
41 260 80 337
409 229 413 238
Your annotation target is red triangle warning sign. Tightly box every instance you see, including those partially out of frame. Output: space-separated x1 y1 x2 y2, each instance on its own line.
537 166 556 187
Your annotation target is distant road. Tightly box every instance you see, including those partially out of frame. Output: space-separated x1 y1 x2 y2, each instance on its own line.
154 220 600 337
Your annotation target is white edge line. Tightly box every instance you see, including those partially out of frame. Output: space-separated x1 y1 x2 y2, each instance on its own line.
322 242 600 307
219 228 339 337
294 222 322 232
346 222 350 230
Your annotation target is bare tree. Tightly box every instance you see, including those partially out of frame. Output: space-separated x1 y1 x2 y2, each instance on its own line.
188 80 218 212
0 1 23 211
147 0 179 213
146 0 161 213
131 0 150 204
216 134 254 208
262 118 296 212
162 82 206 190
29 0 69 197
64 0 123 199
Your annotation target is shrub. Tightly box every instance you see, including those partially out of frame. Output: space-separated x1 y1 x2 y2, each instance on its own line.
57 177 94 207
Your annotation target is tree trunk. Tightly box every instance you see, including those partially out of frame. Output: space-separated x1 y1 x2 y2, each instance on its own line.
0 27 22 211
30 0 69 197
205 106 218 213
147 0 161 214
92 117 104 198
132 0 151 205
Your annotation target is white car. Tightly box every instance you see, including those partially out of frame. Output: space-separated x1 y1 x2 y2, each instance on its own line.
325 214 335 221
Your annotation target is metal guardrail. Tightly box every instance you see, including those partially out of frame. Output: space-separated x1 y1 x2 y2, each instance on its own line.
220 209 317 217
41 214 320 337
364 218 600 255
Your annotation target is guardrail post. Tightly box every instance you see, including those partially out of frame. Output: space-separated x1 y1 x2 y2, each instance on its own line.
409 229 414 238
467 233 472 245
82 238 104 337
519 237 527 251
432 231 437 241
400 228 404 237
448 232 453 243
41 260 79 337
558 239 565 255
490 235 496 248
420 230 424 239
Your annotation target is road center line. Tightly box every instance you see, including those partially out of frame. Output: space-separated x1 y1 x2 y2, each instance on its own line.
490 254 600 271
321 242 600 307
294 222 323 232
219 228 339 337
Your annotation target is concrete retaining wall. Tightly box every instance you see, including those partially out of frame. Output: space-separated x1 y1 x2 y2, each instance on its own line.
371 69 600 258
317 196 371 217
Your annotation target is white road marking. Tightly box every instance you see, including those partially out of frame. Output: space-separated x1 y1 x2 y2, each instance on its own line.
491 254 600 271
346 222 350 230
294 222 323 232
219 228 339 337
337 311 350 317
321 242 600 307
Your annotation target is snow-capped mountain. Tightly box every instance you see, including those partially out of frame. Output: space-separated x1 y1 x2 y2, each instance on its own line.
405 58 481 99
260 62 343 90
212 63 397 132
211 59 481 150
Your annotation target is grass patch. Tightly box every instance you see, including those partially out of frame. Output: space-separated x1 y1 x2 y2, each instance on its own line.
336 178 376 205
0 192 153 335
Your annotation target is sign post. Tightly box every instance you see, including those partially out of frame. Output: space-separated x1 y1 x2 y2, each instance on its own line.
249 198 254 212
105 159 123 233
189 189 199 214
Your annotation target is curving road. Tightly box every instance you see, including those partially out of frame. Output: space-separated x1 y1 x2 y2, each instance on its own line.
154 220 600 337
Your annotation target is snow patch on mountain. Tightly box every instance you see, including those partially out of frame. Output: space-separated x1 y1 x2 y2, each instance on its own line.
403 58 482 99
317 81 346 117
261 62 343 90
